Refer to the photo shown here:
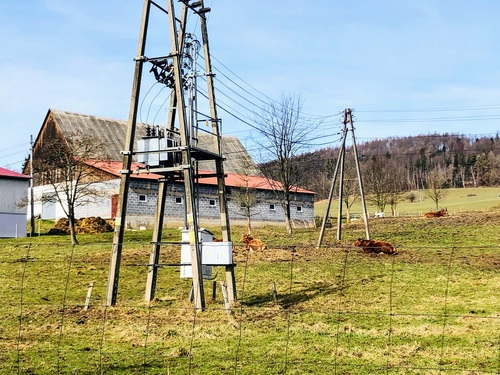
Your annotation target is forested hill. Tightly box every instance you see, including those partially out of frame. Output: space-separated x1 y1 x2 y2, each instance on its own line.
297 133 500 200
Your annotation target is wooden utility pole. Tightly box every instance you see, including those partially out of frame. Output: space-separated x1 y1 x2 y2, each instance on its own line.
106 0 151 306
200 11 236 301
106 0 235 310
316 109 370 247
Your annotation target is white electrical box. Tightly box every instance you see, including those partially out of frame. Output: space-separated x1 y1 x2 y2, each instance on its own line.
201 242 233 265
180 228 213 279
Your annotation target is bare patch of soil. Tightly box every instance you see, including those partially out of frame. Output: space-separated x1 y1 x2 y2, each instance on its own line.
48 217 114 235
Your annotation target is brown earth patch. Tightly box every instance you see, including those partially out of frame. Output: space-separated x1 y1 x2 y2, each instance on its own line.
49 216 114 234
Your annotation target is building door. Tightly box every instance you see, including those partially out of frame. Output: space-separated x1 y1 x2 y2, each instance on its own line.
111 194 119 219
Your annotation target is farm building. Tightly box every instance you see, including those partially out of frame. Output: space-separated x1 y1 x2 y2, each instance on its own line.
25 109 315 228
0 167 30 237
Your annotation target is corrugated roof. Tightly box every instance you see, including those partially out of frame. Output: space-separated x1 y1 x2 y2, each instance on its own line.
49 109 260 175
0 167 30 179
90 161 160 181
201 172 316 194
88 161 315 194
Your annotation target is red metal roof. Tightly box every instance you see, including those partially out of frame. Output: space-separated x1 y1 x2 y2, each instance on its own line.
0 167 30 179
199 171 315 194
89 160 160 180
89 161 315 194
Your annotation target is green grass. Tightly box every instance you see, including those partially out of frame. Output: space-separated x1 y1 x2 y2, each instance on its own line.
315 186 500 218
1 206 500 374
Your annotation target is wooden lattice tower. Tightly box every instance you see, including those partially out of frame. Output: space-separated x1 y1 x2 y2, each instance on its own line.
317 108 370 247
106 0 235 310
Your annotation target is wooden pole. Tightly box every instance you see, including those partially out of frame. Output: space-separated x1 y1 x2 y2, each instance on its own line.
336 132 346 241
317 122 348 248
220 281 231 315
347 109 370 239
167 0 205 310
83 282 94 311
145 179 168 301
106 0 151 307
143 2 189 304
200 4 236 302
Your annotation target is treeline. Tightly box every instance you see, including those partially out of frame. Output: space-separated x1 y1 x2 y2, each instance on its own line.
298 133 500 200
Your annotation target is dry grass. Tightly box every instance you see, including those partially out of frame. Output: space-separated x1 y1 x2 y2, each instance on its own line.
1 210 499 374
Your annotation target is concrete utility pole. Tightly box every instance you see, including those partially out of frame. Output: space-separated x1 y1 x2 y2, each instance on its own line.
316 109 370 248
106 0 235 310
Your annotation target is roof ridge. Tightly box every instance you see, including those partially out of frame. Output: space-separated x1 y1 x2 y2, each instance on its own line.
50 108 128 124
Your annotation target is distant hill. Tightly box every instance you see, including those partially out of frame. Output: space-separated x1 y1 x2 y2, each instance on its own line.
294 133 500 200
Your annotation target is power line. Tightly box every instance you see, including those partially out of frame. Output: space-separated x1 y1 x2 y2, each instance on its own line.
356 104 500 113
358 114 500 123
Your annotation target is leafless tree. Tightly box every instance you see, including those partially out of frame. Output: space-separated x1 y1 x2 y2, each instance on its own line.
253 93 319 235
362 156 391 213
340 155 360 222
31 132 106 245
231 159 259 234
361 156 407 215
425 167 449 211
386 162 408 216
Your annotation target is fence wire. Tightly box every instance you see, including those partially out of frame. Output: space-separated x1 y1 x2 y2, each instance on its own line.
2 240 499 374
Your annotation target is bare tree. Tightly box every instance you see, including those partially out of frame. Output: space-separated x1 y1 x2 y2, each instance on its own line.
361 155 408 215
362 156 391 213
341 155 360 222
254 93 319 235
231 159 259 234
387 161 408 216
387 190 404 216
425 167 449 211
31 132 106 245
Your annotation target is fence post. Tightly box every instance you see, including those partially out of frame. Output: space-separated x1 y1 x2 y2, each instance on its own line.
83 282 94 311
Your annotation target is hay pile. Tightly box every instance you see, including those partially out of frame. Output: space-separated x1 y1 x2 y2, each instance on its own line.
49 217 114 234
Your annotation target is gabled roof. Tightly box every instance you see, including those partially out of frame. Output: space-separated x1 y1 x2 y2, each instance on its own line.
0 167 30 180
88 161 315 195
38 109 260 176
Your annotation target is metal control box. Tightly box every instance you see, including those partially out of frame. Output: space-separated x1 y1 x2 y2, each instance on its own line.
201 242 233 265
180 229 213 279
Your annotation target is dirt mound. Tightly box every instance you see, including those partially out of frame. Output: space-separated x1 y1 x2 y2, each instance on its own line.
48 217 114 235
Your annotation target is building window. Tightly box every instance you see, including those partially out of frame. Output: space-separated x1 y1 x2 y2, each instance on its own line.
209 199 216 207
269 204 276 210
138 194 147 202
296 206 303 212
175 197 183 204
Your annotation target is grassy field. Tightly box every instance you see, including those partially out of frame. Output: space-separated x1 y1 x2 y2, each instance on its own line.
1 192 500 374
314 186 500 218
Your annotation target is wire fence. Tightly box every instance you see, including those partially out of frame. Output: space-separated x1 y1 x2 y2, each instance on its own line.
2 240 499 374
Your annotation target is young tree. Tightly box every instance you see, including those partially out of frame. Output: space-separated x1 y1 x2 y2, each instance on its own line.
361 156 407 214
425 168 449 211
231 159 259 234
31 132 106 245
340 155 360 222
362 156 391 213
386 159 408 216
254 93 319 236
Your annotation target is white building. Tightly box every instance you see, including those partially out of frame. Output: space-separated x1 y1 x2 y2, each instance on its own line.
25 109 316 228
0 167 30 238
